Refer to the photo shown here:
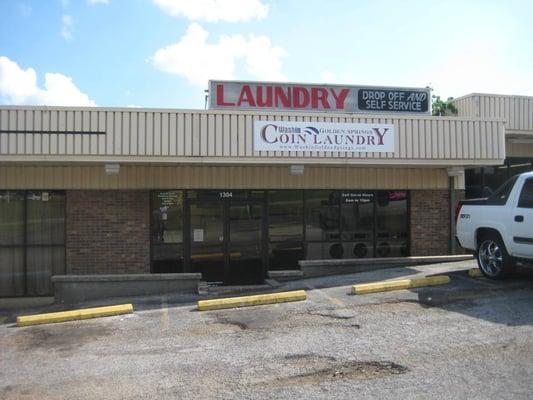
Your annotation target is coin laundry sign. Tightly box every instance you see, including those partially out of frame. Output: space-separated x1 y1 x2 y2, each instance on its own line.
254 121 395 152
210 80 430 114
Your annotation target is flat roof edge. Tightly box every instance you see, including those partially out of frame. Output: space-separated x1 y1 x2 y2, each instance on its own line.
0 105 506 122
454 92 533 101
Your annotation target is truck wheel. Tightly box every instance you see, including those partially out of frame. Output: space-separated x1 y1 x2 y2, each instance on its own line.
477 234 515 280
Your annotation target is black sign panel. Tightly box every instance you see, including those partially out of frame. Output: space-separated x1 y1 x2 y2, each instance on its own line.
341 192 375 204
358 89 429 113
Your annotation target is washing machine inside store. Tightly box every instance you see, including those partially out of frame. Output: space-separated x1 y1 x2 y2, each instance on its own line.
375 232 409 257
306 237 344 260
341 232 374 259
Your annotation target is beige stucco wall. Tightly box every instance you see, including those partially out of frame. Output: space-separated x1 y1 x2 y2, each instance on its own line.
0 165 449 190
455 94 533 136
505 139 533 157
0 106 505 167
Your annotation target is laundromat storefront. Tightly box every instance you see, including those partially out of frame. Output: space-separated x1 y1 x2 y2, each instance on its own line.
151 189 408 284
0 94 505 293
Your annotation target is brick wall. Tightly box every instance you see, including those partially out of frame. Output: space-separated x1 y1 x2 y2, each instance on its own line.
66 191 150 274
410 189 450 256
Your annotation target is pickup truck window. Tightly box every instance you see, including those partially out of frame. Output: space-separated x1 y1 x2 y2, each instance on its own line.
486 175 518 205
518 178 533 208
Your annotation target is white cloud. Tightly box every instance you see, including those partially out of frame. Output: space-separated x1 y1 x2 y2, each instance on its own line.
426 40 533 99
0 56 96 106
88 0 109 5
243 36 286 80
61 14 73 41
320 71 342 84
151 23 286 86
153 0 268 22
419 9 533 99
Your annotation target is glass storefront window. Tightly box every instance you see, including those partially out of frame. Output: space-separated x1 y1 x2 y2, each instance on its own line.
26 192 66 296
268 190 304 269
306 242 344 260
149 189 411 279
268 190 303 242
305 190 341 260
484 165 510 195
229 204 262 244
189 201 224 282
0 248 24 296
375 191 409 257
151 191 183 244
269 241 304 270
188 190 264 202
305 190 340 241
341 192 375 258
189 202 223 243
26 247 65 296
465 158 533 200
0 191 65 297
150 191 184 273
26 191 65 245
0 191 24 246
0 191 25 296
465 168 484 198
228 204 264 284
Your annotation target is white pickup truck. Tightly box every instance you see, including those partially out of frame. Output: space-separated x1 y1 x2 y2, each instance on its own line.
456 171 533 279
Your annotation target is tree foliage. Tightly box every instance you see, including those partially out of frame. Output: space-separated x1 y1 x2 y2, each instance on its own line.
432 96 458 116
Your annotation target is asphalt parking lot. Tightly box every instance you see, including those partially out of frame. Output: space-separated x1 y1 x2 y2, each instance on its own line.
1 259 533 400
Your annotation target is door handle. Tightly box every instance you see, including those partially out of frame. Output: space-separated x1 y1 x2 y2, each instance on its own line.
515 215 524 222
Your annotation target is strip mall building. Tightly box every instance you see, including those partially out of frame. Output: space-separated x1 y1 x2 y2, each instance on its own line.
1 81 532 297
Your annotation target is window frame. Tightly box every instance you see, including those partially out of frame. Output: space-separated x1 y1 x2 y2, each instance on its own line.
517 178 533 209
0 190 66 297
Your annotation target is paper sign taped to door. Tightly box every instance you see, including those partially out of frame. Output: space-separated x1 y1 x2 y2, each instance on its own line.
193 229 204 242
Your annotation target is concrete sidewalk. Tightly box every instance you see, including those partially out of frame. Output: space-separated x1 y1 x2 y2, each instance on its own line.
4 258 530 324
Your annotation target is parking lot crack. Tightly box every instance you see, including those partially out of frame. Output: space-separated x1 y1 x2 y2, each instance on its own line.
214 316 248 330
307 310 356 320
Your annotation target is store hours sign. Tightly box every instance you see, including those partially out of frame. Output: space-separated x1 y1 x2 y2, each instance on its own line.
254 121 395 153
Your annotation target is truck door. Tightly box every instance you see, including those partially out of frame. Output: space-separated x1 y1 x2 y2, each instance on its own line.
512 177 533 258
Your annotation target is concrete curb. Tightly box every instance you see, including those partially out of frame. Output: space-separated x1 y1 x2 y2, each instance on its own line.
468 268 483 278
299 255 473 278
197 290 307 311
351 275 451 295
16 304 134 327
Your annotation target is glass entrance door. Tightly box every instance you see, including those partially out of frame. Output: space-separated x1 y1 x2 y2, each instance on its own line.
190 202 225 283
227 204 264 285
188 194 265 285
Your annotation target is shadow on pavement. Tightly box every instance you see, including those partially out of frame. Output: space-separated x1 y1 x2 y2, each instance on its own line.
414 266 533 326
279 265 442 292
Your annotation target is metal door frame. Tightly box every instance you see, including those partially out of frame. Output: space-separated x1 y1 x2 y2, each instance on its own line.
185 191 267 284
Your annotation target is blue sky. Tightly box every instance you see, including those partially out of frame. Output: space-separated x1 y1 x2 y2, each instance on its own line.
1 0 532 109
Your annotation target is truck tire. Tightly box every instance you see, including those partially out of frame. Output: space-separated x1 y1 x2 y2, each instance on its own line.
476 233 515 280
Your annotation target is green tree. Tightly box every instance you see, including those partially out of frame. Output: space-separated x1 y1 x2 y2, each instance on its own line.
432 96 458 116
